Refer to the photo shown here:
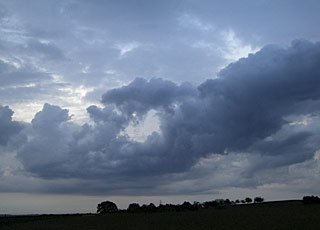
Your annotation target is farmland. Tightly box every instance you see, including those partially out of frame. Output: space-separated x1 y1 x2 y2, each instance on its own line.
1 201 320 230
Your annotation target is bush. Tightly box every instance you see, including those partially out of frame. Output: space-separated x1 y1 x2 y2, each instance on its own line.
254 197 264 203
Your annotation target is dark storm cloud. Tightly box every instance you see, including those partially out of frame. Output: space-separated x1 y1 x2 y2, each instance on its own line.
192 40 320 152
12 40 320 193
0 105 22 146
102 78 196 118
17 104 73 176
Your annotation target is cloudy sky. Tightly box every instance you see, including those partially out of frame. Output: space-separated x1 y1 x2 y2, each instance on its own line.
1 0 320 214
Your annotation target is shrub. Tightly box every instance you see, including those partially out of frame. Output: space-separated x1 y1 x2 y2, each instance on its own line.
254 197 264 203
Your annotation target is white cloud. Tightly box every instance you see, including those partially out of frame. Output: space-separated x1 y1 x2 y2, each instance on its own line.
121 109 160 142
116 42 140 57
219 29 260 61
178 13 213 31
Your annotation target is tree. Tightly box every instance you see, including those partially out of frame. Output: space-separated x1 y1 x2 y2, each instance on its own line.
245 197 252 203
193 201 202 209
97 201 118 214
303 196 320 204
224 199 231 205
128 203 141 212
254 197 264 203
147 203 156 212
181 201 197 211
204 200 218 208
215 199 226 209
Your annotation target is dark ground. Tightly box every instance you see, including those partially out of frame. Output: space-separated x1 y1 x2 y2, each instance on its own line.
1 201 320 230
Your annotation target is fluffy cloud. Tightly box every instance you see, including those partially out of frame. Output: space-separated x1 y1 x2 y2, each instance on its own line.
0 105 22 146
102 78 196 118
4 40 320 195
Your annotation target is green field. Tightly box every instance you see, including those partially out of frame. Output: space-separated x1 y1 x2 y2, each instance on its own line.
1 201 320 230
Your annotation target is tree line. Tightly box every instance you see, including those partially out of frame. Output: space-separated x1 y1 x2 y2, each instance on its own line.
302 195 320 204
97 197 265 214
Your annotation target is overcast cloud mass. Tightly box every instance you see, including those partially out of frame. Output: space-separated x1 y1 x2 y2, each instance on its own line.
1 0 320 214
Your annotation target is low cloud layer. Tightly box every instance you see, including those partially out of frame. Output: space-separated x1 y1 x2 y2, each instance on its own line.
2 40 320 195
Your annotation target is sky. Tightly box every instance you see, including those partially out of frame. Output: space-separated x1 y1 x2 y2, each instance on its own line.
1 0 320 214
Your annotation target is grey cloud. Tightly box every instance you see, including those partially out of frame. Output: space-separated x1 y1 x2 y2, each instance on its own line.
17 104 74 177
183 0 320 45
109 42 225 83
0 83 67 103
250 132 314 157
25 40 65 60
1 0 319 95
1 0 320 199
102 78 196 118
14 40 320 194
0 4 8 19
193 41 320 152
31 103 71 130
0 60 52 87
6 0 319 46
0 105 22 146
0 59 68 108
18 103 129 179
0 0 229 88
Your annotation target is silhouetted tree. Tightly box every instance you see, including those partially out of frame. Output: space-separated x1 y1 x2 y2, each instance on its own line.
147 203 156 212
181 201 197 211
157 204 166 212
303 196 320 204
215 199 226 209
204 200 218 209
254 197 264 203
224 199 231 205
140 204 148 212
97 201 118 214
245 197 252 203
204 199 226 209
165 204 176 212
128 203 141 212
193 201 202 209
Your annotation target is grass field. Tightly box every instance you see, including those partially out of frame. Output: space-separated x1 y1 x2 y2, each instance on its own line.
1 201 320 230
